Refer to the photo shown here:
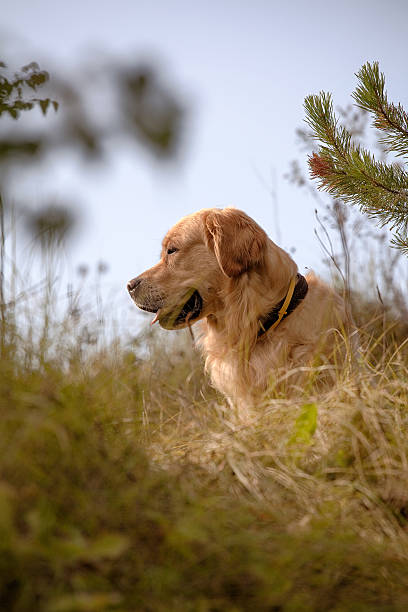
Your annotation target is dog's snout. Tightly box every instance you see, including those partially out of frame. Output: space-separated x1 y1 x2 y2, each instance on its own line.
127 277 142 294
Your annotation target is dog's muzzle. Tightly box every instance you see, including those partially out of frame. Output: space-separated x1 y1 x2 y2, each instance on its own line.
127 277 164 313
127 277 203 329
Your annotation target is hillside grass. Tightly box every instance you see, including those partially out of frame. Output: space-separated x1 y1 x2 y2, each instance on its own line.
1 287 408 611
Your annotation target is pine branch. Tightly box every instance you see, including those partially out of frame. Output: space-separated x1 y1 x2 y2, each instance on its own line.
352 62 408 159
304 93 408 235
391 232 408 256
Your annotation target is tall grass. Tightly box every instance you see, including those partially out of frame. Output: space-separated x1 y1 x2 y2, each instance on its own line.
1 241 408 611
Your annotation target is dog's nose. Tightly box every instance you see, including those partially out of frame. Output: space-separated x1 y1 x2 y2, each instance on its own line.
127 277 142 293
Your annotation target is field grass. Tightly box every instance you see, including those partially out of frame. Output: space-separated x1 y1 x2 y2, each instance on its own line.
2 281 408 611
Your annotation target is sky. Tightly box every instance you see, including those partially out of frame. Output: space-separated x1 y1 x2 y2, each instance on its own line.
2 0 408 331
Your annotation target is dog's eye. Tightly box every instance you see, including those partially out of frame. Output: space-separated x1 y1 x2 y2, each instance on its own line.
167 247 178 255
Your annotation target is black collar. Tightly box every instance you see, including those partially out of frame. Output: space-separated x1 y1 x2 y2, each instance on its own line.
257 273 308 337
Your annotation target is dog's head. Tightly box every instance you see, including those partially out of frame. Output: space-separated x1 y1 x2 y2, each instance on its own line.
127 207 270 329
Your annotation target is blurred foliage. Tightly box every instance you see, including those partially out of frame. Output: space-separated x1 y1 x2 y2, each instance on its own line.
24 203 76 251
121 65 184 158
0 57 186 167
0 56 187 253
0 61 57 167
0 61 58 120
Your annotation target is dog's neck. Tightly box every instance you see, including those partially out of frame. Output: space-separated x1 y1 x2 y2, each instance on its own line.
257 273 309 337
200 245 307 401
204 243 301 349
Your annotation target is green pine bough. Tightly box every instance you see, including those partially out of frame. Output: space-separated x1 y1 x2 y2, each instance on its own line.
304 62 408 255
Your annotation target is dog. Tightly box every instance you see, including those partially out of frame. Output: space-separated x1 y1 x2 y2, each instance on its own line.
128 208 352 405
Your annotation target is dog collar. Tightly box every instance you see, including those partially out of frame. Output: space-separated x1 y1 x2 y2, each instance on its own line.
258 273 308 337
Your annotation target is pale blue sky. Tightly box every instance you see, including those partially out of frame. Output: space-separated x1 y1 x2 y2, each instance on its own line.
2 0 408 328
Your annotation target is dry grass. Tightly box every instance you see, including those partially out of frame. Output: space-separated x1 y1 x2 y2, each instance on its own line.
2 273 408 610
142 323 408 555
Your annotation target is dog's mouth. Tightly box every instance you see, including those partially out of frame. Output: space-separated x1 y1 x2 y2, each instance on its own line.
155 290 203 329
137 303 160 314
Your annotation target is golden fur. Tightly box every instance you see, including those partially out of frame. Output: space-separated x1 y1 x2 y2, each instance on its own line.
128 208 352 406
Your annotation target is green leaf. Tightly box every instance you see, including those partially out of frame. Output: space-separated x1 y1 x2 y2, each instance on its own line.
39 98 50 116
85 532 129 560
288 403 317 446
51 531 128 563
22 61 39 73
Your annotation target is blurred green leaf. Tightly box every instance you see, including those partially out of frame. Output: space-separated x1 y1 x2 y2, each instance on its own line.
0 61 57 119
83 533 129 561
288 402 317 446
39 98 50 115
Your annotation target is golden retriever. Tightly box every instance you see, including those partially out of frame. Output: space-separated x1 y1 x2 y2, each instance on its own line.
128 208 352 405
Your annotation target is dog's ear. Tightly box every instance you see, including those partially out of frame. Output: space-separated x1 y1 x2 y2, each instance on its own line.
204 208 267 277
